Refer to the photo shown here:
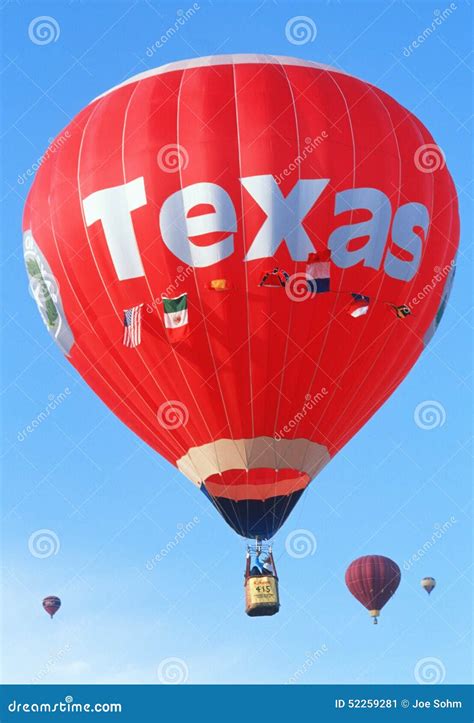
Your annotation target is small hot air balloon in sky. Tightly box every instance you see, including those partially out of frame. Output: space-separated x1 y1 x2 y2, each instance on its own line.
421 577 436 595
22 55 459 610
42 596 61 619
345 555 401 624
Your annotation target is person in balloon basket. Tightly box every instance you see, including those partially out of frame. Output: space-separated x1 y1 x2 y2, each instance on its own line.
250 552 274 577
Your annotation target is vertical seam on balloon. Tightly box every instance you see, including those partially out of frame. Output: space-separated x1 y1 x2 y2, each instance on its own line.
120 73 208 485
299 82 438 457
233 70 255 445
268 56 307 533
77 92 187 456
316 84 405 447
175 65 249 490
344 91 406 418
173 66 229 489
324 90 408 444
48 207 176 457
47 104 179 459
296 71 358 474
75 88 194 465
231 61 254 535
76 97 128 325
326 91 437 450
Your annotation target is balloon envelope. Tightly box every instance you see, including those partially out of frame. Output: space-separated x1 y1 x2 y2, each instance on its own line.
23 55 459 540
421 576 436 594
345 555 401 619
42 596 61 618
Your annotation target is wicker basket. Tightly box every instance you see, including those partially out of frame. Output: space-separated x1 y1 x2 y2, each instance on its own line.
245 575 280 617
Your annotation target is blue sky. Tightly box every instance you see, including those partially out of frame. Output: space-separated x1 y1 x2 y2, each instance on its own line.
1 0 472 685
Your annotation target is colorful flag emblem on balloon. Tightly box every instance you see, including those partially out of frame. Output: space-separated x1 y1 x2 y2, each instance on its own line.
349 293 370 318
123 304 143 348
209 279 231 291
163 293 189 342
258 268 289 288
306 250 331 293
389 304 411 319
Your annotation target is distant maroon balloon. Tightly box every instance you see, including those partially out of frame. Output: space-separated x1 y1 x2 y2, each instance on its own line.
42 596 61 619
345 555 400 624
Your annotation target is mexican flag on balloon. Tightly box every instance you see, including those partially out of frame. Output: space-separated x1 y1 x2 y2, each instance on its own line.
162 293 189 342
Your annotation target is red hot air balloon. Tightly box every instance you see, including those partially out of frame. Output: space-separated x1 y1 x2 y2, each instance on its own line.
22 55 459 550
345 556 401 624
42 596 61 619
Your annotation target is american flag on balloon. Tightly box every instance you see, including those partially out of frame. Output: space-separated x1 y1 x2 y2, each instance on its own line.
123 304 143 348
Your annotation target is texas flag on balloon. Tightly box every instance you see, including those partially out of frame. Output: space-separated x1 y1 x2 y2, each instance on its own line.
163 293 189 342
349 293 370 318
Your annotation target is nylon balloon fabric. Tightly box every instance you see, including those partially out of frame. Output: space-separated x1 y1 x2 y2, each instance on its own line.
345 555 401 612
23 55 460 540
42 596 61 618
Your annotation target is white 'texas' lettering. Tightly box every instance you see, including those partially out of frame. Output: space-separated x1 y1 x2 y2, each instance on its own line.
82 177 146 280
242 175 329 261
82 175 429 283
159 182 236 267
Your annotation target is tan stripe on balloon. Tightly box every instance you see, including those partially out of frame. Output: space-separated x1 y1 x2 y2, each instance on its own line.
176 436 330 487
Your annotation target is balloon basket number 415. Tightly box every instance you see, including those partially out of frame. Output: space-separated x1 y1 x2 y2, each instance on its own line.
245 575 280 617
